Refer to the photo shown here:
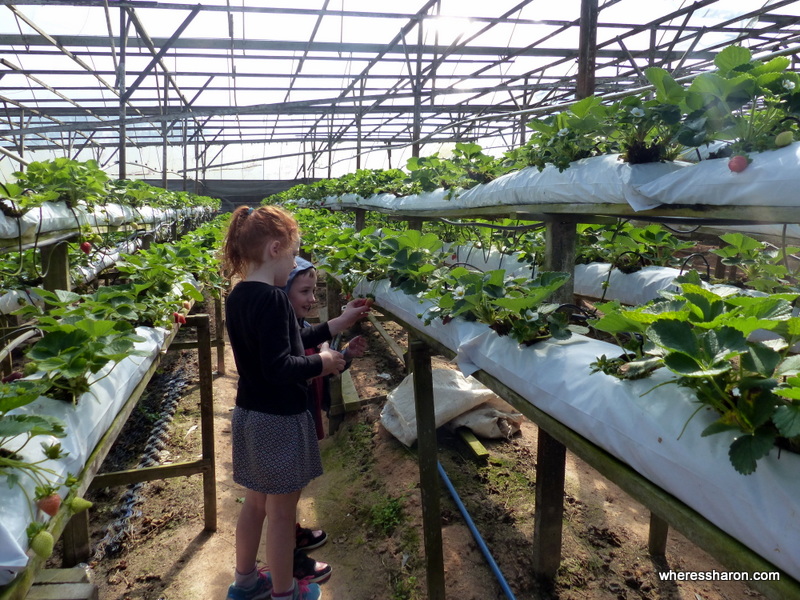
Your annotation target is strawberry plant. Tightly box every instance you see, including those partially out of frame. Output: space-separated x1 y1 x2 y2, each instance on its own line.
421 267 575 344
650 46 800 156
590 271 800 474
23 317 148 403
504 95 612 172
609 95 683 164
0 378 72 520
710 232 800 293
13 158 109 209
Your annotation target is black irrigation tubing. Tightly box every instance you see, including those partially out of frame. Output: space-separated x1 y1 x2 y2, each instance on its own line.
91 368 189 561
679 252 711 279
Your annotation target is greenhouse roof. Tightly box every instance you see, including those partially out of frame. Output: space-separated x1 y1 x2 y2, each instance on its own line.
1 0 799 179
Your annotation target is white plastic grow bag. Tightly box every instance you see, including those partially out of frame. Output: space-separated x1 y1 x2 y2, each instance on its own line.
455 330 800 581
457 154 690 210
634 142 800 210
366 279 800 580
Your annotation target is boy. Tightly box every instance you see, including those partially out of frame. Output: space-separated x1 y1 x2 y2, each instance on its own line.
283 257 369 583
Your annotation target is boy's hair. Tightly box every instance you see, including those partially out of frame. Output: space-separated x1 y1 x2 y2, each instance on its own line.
284 256 316 293
221 205 299 279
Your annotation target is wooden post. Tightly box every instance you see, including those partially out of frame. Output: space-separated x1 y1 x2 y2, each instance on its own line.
326 274 345 434
409 337 445 600
354 208 366 232
648 512 669 556
214 295 226 376
41 242 71 293
544 219 577 304
60 509 90 567
532 428 567 583
187 313 217 532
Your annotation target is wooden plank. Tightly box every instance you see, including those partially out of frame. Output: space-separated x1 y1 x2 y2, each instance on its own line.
32 570 89 585
26 583 97 600
341 369 360 407
456 427 489 460
409 338 446 600
89 459 209 489
28 569 97 600
366 313 406 365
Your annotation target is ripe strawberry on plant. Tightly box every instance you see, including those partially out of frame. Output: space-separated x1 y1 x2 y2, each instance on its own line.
728 154 750 173
79 241 92 254
173 311 187 325
35 486 61 517
1 371 23 383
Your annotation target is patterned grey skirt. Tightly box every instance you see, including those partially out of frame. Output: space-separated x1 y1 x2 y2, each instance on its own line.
231 406 323 495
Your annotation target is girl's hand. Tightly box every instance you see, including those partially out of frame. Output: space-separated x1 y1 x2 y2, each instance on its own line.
343 335 367 360
319 342 346 376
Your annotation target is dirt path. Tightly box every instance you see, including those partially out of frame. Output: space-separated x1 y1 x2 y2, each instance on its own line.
77 300 773 600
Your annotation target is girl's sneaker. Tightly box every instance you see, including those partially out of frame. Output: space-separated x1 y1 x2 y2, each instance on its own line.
292 550 332 584
227 569 272 600
271 578 321 600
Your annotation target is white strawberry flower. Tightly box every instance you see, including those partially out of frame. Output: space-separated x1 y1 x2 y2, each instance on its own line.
557 127 569 137
631 107 646 118
453 286 466 300
783 79 796 91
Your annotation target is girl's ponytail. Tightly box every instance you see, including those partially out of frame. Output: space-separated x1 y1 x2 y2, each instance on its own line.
221 205 299 279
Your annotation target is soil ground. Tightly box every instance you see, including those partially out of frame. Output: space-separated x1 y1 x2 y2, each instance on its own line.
55 288 775 600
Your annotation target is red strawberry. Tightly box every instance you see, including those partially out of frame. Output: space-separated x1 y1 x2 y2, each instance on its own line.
1 371 23 383
36 494 61 517
79 241 92 254
728 155 749 173
173 312 186 325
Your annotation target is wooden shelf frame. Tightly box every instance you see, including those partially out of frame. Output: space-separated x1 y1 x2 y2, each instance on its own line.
0 314 217 600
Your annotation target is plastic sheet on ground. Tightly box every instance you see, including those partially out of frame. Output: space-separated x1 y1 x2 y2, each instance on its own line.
380 368 502 446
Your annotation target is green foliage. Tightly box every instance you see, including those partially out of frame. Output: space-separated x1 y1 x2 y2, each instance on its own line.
422 268 576 344
20 307 147 403
13 158 109 208
590 270 800 474
710 232 800 292
369 494 405 536
505 96 612 172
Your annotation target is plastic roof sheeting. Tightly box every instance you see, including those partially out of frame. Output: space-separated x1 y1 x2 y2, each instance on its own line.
0 0 799 179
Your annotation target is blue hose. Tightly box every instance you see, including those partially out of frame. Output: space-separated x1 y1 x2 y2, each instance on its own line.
437 461 517 600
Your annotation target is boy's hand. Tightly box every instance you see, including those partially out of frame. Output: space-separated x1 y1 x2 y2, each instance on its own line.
343 335 367 360
319 342 346 375
329 299 371 334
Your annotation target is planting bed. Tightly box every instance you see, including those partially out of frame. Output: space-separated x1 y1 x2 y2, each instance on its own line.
64 288 772 600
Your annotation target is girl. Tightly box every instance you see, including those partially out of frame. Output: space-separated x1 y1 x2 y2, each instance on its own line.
222 205 345 600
